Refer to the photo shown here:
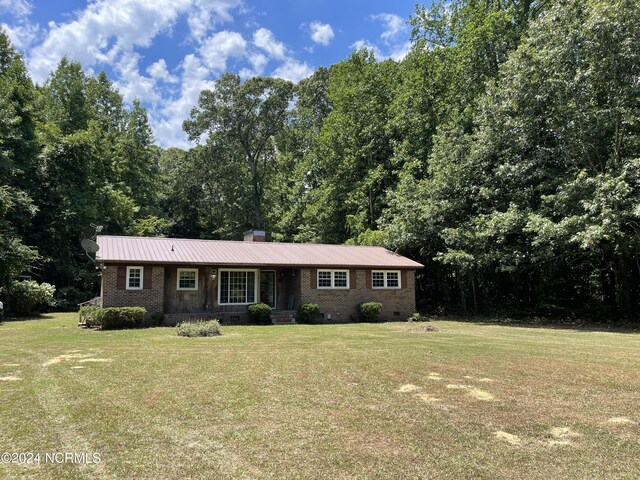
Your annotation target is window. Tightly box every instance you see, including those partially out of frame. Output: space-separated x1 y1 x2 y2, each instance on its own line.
126 266 143 290
177 268 198 290
371 270 401 289
218 269 257 305
317 270 350 289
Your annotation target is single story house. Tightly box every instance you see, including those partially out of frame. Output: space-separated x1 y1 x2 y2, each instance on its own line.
95 231 423 324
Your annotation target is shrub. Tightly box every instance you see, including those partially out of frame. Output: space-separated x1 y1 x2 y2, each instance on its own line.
358 302 383 323
177 319 222 337
407 312 430 322
150 311 165 326
85 307 146 330
247 303 272 325
79 305 99 324
1 280 55 316
297 303 320 324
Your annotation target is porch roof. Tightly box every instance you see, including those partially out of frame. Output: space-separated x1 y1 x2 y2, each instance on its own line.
96 235 423 269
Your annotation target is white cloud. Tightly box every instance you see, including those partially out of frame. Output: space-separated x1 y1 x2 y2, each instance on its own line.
252 27 286 60
146 58 177 83
271 59 313 83
1 20 39 49
150 53 217 148
199 30 247 71
309 22 333 46
350 39 384 60
0 0 31 17
113 53 160 104
389 41 411 61
187 0 242 41
371 13 407 43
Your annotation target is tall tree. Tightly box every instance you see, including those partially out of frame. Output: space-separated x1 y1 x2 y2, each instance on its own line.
184 73 294 231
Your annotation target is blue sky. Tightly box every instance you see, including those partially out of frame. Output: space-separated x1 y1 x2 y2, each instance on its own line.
0 0 422 148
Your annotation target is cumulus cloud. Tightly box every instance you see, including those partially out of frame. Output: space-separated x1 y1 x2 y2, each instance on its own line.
252 27 286 60
0 0 32 17
199 30 247 71
371 13 407 43
271 58 313 83
187 0 241 41
309 22 333 46
1 20 39 49
146 58 177 83
113 53 160 104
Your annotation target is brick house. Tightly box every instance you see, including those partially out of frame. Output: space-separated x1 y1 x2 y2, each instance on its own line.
96 231 423 324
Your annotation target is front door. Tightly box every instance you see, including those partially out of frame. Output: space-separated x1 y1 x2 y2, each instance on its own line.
260 271 276 308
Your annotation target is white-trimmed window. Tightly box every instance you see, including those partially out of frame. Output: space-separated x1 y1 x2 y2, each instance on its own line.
177 268 198 291
218 269 257 305
372 270 401 289
126 266 144 290
317 269 349 289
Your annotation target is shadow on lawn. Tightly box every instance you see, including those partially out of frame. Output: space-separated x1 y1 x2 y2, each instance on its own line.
444 315 640 335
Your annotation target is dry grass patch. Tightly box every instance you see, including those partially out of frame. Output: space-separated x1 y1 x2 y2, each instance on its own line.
607 417 637 425
494 431 522 445
397 384 421 393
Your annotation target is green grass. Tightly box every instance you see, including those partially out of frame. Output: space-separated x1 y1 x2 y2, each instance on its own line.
1 313 639 479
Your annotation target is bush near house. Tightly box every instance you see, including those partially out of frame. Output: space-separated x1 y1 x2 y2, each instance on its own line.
407 313 431 322
176 319 222 337
297 303 321 324
1 280 56 316
358 302 383 323
248 303 272 325
83 307 146 330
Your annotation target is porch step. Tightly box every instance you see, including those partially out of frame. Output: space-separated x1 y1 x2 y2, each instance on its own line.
271 311 296 325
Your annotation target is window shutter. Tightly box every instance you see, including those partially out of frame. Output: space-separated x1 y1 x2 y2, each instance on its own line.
310 268 317 289
144 267 153 290
401 270 407 289
117 266 126 289
349 269 356 289
365 270 371 289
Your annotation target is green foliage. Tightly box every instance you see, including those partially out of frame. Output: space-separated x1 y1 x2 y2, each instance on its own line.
150 311 165 326
358 302 383 323
407 313 430 322
1 280 55 316
176 319 222 337
297 303 320 324
247 303 273 325
54 286 90 311
79 305 99 324
85 307 146 330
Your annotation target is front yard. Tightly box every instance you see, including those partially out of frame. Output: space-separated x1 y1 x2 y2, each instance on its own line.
0 313 638 479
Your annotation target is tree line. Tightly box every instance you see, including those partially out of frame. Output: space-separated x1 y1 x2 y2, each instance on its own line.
1 0 638 318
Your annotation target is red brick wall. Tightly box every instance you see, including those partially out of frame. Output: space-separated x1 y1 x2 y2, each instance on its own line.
101 264 165 316
300 269 416 322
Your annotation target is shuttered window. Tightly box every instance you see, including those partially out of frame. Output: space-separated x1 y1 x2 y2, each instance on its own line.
371 270 401 289
126 266 144 290
317 270 350 289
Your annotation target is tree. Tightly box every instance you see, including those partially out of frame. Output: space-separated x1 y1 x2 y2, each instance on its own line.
184 73 294 231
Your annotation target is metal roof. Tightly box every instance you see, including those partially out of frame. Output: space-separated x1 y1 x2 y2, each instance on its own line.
96 236 423 269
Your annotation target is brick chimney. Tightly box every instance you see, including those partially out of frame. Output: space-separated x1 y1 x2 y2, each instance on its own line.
243 229 266 242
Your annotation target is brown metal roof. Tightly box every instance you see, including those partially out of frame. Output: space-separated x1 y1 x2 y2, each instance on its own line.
96 236 423 269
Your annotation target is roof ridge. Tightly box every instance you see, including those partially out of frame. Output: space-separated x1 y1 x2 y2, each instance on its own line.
96 235 390 250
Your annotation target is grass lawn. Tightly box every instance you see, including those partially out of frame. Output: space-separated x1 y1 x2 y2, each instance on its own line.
1 313 639 479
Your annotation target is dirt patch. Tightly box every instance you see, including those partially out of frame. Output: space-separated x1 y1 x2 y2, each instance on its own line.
414 393 440 403
550 427 580 439
464 375 494 383
397 384 422 393
446 384 495 401
607 417 637 425
408 325 439 333
494 431 521 445
43 353 92 366
0 376 21 381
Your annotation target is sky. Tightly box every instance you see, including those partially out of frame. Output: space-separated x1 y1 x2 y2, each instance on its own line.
0 0 422 149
